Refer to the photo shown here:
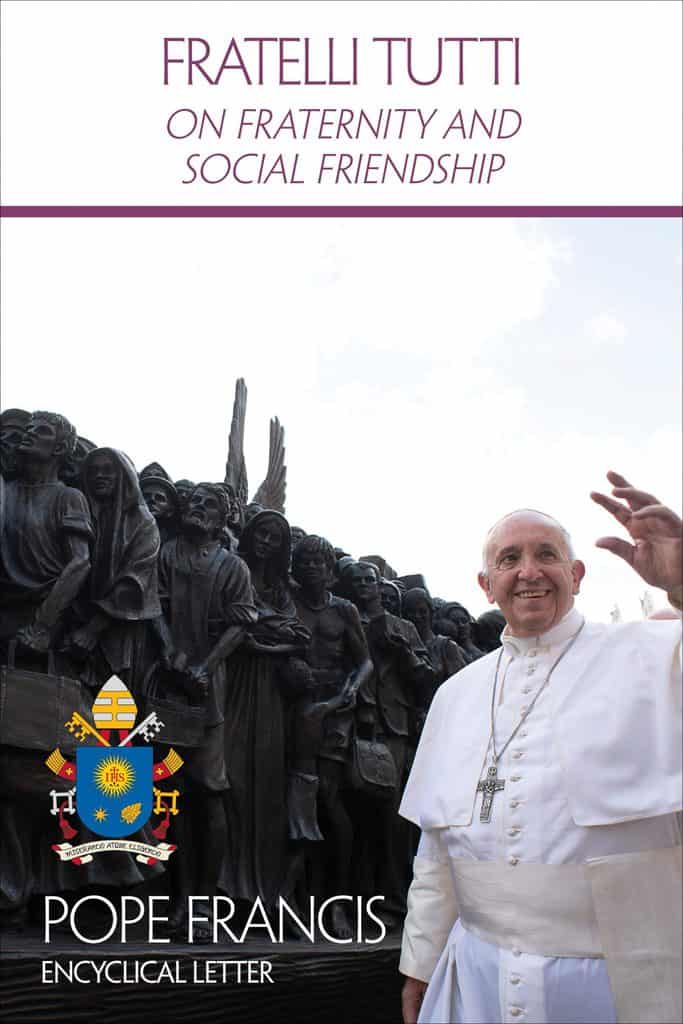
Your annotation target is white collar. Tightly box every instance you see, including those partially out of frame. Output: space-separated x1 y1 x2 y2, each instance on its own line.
502 604 584 655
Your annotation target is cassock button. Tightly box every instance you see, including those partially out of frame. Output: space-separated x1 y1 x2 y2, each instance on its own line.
510 800 520 808
522 686 532 694
509 974 521 985
512 946 522 956
526 666 536 675
519 706 528 715
512 751 524 759
507 827 520 836
509 1008 523 1018
510 774 522 782
508 855 519 865
529 650 537 657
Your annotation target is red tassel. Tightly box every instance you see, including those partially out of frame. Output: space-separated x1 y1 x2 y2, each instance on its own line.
59 802 78 840
152 802 171 840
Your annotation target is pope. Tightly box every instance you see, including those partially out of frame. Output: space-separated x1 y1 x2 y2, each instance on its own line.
399 472 682 1024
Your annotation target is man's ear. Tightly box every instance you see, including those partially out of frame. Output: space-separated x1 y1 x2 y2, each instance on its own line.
571 560 586 595
478 571 495 605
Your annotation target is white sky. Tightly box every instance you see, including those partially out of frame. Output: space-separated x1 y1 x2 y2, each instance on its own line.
2 216 681 623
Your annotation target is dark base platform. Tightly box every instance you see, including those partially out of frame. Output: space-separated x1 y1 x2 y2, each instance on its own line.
1 928 404 1024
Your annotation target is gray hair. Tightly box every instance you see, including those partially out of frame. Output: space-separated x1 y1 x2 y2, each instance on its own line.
481 509 576 575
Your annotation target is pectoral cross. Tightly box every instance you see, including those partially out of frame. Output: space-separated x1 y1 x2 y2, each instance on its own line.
476 764 505 822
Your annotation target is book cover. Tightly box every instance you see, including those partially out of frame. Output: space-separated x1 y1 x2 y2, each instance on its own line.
1 2 681 1022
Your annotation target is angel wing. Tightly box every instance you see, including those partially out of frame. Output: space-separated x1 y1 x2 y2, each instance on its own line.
224 378 249 507
252 416 287 513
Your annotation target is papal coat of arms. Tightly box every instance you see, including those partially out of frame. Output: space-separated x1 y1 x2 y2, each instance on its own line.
44 676 184 865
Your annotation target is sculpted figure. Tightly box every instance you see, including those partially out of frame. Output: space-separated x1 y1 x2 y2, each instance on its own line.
70 448 162 689
0 411 92 654
379 579 404 617
243 501 265 526
0 408 30 480
220 510 310 913
402 588 467 706
361 554 398 581
60 435 97 492
173 479 195 512
0 411 93 918
290 526 307 558
340 561 434 924
291 535 373 938
220 480 243 542
155 482 257 936
472 608 506 652
433 601 484 663
139 463 179 545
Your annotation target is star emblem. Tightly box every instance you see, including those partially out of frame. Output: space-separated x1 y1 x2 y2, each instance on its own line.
94 808 108 822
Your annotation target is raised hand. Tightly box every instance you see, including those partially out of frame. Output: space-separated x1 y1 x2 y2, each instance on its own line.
590 471 682 592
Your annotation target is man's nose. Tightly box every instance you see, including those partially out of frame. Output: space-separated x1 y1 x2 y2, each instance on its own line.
517 557 544 578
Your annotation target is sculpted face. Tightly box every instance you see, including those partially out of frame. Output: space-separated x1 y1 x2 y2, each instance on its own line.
347 563 379 606
294 548 332 588
479 512 585 637
87 453 118 499
183 485 221 537
290 527 306 550
19 416 60 463
174 480 195 510
404 595 431 636
142 483 173 520
0 422 27 474
447 604 472 643
379 582 401 617
252 518 285 560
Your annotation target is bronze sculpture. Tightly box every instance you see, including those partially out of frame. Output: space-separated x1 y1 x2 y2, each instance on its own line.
0 387 498 943
139 462 179 545
220 510 309 913
154 482 257 937
0 408 30 481
291 535 373 938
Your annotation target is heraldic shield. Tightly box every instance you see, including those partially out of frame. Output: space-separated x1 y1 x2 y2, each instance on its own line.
76 747 153 838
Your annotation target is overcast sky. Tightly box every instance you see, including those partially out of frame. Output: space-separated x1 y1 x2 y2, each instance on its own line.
1 215 681 622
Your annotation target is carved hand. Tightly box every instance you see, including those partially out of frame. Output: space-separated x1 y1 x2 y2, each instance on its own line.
70 625 99 654
186 663 210 698
591 471 683 592
16 622 52 654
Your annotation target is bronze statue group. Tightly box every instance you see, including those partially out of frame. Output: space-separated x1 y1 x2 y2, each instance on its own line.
0 403 504 941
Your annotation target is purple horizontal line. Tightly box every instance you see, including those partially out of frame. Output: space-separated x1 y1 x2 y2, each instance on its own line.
1 204 682 219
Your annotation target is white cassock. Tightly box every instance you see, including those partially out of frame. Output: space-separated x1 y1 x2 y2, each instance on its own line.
399 605 682 1024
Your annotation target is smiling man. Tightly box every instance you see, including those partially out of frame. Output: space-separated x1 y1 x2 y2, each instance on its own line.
399 472 682 1024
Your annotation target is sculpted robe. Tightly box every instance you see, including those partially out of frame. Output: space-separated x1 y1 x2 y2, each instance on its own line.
0 476 92 639
82 449 162 682
399 605 682 1024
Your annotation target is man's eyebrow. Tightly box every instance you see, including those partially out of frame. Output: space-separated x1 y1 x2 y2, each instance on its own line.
495 545 520 560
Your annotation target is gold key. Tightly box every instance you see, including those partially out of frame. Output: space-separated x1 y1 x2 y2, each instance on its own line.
64 712 110 747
